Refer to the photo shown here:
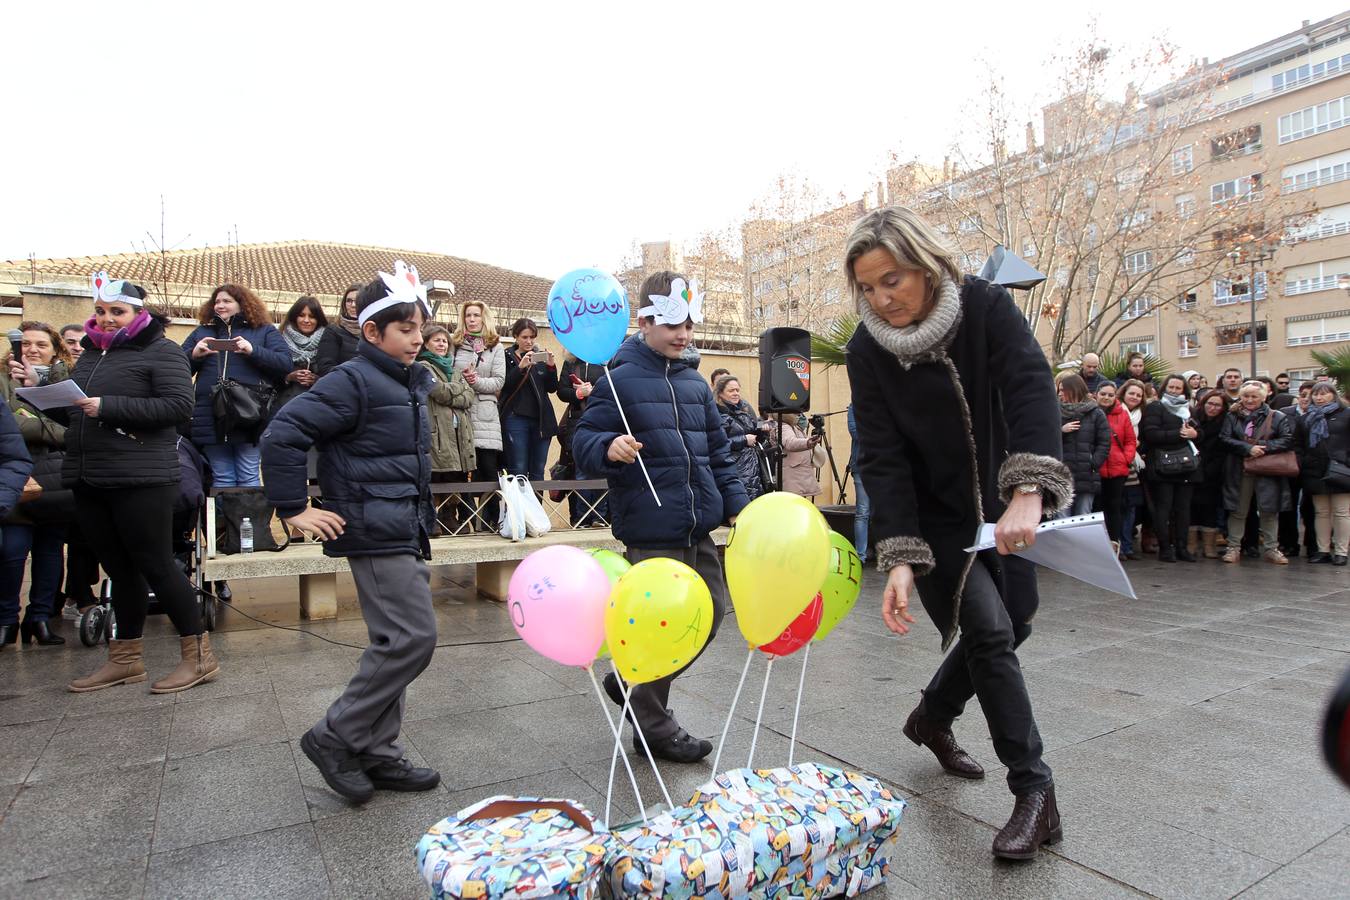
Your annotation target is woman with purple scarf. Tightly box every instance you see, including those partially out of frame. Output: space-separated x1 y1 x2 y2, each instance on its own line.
51 275 219 694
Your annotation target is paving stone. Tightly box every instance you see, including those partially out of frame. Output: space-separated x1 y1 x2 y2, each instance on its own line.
168 690 288 758
0 763 160 882
0 684 70 727
1235 827 1350 899
154 741 308 853
0 718 57 786
317 793 453 900
27 705 172 782
402 707 566 794
145 822 328 900
0 854 148 899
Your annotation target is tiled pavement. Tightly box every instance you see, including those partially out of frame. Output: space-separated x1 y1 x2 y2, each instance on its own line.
0 556 1346 899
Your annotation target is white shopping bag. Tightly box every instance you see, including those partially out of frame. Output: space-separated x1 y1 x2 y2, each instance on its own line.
497 472 527 542
510 475 552 537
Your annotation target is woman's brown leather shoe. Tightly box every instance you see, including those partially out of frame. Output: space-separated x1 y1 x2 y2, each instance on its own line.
903 706 985 779
993 785 1062 860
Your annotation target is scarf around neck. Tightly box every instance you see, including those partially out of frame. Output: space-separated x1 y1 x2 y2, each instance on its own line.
1060 400 1098 422
858 276 962 369
339 312 361 337
1305 400 1340 448
418 348 457 381
83 309 152 350
283 325 325 364
1160 392 1191 422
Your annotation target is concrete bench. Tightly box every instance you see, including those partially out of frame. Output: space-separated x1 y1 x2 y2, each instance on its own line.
200 518 731 621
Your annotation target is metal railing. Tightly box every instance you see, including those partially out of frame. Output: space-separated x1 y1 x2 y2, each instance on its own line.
1287 330 1350 346
1216 340 1268 353
1285 275 1346 296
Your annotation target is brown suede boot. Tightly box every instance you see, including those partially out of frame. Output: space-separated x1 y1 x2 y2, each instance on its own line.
68 639 146 692
150 634 220 694
1186 528 1200 557
1202 530 1219 559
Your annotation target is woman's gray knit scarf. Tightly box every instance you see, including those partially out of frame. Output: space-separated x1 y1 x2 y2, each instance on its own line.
283 325 326 365
858 276 962 368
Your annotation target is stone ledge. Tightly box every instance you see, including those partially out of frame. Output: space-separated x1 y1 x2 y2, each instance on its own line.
201 527 731 580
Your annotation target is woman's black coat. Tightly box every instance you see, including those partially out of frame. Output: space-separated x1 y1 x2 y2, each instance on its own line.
1300 406 1350 495
1139 402 1201 485
1192 413 1227 511
1219 405 1295 512
717 399 765 499
55 317 194 490
501 348 560 440
314 327 359 377
846 277 1072 649
1060 402 1110 495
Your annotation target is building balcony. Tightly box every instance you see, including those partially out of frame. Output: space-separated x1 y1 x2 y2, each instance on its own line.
1216 340 1268 353
1285 275 1344 296
1287 330 1350 346
1285 221 1350 244
1179 347 1200 357
1214 290 1268 306
1283 168 1350 194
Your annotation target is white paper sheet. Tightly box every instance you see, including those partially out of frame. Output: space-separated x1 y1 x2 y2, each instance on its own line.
15 380 88 411
965 512 1137 599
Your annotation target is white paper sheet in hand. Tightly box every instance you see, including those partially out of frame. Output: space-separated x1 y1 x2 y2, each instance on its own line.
965 512 1137 599
15 380 88 411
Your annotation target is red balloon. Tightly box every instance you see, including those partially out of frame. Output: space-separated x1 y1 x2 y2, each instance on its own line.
758 593 823 657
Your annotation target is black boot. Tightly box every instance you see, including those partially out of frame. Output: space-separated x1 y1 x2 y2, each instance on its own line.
1174 546 1197 562
903 705 985 779
21 616 65 646
993 785 1062 860
0 623 17 649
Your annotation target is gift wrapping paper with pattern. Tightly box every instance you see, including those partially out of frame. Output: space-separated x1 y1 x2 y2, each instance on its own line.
415 796 611 899
604 764 905 899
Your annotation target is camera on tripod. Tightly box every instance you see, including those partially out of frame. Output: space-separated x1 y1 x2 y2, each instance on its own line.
807 414 827 437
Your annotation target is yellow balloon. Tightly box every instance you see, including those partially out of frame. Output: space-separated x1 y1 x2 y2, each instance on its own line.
725 491 831 646
605 558 713 685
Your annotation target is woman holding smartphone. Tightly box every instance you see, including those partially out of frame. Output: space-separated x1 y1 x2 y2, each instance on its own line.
451 299 506 527
273 296 327 413
501 318 559 481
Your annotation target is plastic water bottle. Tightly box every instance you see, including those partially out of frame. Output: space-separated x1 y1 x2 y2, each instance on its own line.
240 517 254 554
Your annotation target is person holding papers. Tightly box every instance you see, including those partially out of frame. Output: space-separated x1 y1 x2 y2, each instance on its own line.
845 207 1072 861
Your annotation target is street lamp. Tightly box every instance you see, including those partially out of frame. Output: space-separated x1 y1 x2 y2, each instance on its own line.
1227 232 1276 378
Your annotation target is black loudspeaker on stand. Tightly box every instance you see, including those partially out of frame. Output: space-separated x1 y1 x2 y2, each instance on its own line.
758 328 811 493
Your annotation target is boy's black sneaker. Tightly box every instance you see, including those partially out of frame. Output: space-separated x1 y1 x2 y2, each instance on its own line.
300 730 374 804
642 730 713 764
366 757 441 792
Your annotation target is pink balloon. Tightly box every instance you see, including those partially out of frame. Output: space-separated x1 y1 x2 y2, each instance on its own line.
508 546 611 667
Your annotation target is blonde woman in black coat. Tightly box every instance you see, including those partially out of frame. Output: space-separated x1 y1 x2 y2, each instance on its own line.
846 206 1072 861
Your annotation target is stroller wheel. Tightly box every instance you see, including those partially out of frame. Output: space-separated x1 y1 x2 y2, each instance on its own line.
79 606 104 647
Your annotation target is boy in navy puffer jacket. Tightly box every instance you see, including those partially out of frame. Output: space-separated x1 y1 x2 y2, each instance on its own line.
575 270 749 763
261 262 440 804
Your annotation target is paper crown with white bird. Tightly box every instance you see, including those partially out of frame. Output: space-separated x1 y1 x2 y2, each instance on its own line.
90 271 145 307
357 260 432 326
638 277 704 325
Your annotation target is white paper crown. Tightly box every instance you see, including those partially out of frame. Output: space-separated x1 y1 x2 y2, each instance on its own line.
90 271 143 307
638 277 704 325
358 260 431 326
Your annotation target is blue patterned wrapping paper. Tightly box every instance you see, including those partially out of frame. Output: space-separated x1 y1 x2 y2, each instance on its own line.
604 763 905 899
415 796 611 899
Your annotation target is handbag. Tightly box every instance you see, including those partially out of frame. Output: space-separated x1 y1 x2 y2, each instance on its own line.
210 347 274 441
1324 458 1350 493
1149 444 1198 477
1242 413 1299 478
215 488 288 554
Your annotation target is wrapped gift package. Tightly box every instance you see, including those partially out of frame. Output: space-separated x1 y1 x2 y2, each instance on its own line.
603 763 905 899
415 797 611 899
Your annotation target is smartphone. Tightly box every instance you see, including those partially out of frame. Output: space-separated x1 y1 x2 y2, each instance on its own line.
206 338 237 351
568 373 582 386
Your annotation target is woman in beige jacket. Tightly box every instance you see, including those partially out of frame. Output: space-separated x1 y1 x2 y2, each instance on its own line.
767 413 820 498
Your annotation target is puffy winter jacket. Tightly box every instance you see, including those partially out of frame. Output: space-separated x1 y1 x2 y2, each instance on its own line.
1060 401 1110 495
261 341 435 559
314 326 359 377
1139 401 1199 485
0 403 32 518
453 338 506 452
1099 401 1137 479
717 399 765 499
57 317 194 489
574 336 749 548
183 316 292 446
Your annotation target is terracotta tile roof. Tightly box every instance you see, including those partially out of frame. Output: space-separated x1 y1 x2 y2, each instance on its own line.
2 240 552 317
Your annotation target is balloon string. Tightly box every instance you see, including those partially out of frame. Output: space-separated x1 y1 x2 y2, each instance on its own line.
604 363 661 508
618 669 676 812
588 664 647 826
747 656 774 770
788 643 811 767
712 648 755 774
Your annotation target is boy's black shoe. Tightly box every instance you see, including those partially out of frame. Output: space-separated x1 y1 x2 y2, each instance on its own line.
300 730 374 804
366 757 441 792
641 730 713 764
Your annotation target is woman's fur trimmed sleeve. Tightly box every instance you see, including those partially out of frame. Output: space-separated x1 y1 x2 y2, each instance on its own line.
998 452 1074 516
875 535 936 576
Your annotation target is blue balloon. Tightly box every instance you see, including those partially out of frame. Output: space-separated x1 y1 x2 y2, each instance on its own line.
546 268 630 365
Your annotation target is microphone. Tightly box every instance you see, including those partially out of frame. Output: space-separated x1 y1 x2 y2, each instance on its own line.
7 329 22 364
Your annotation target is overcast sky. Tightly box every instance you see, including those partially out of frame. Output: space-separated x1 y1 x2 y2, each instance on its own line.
5 1 1343 280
